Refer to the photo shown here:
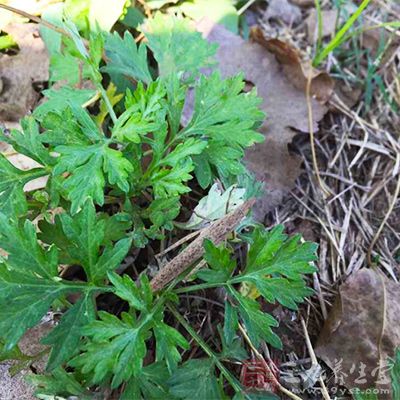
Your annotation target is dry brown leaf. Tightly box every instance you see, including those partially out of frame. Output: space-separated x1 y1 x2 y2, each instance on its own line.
195 20 331 219
264 0 302 25
0 22 49 121
252 28 335 103
306 9 338 43
316 268 400 396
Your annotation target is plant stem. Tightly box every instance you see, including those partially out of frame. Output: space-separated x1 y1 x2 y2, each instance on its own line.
167 303 243 394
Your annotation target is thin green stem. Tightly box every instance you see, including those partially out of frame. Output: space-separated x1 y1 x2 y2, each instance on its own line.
167 303 243 394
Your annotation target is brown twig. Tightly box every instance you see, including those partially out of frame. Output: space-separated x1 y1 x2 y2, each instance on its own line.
300 317 331 400
150 199 255 291
238 323 303 400
0 3 70 37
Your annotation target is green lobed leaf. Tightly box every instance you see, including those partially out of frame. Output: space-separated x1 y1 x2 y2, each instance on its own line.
103 31 152 84
27 367 92 399
112 80 167 143
1 117 54 166
154 319 189 372
121 362 172 400
183 72 264 146
108 272 151 312
231 291 281 349
151 158 194 198
167 358 221 400
58 201 131 283
0 154 47 217
0 268 83 350
33 86 97 121
0 213 58 278
143 13 217 78
70 310 150 388
198 239 236 283
42 294 96 370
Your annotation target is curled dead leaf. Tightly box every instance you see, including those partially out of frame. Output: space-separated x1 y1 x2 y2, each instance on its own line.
316 268 400 397
251 27 334 103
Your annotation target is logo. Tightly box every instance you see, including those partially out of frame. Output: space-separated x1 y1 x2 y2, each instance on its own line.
240 359 280 393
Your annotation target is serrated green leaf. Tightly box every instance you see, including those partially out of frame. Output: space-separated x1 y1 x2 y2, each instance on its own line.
92 238 132 283
143 13 216 78
42 294 96 370
59 148 105 214
103 31 152 84
121 362 172 400
197 239 236 283
112 80 166 143
142 196 181 232
59 201 106 282
108 272 150 311
193 153 212 189
0 154 47 217
27 367 91 399
160 138 207 167
100 212 133 244
33 87 97 121
103 147 134 192
50 53 82 85
0 214 58 278
70 310 149 388
41 109 88 146
151 159 194 198
245 226 318 278
121 6 145 29
1 117 53 166
168 358 221 400
40 3 63 55
232 292 281 349
54 142 133 213
154 320 189 372
0 268 83 350
183 72 264 146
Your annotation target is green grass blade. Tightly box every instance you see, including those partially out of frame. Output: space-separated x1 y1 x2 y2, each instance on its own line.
313 0 372 66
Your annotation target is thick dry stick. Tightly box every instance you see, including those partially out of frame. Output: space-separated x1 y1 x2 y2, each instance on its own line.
150 199 255 292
